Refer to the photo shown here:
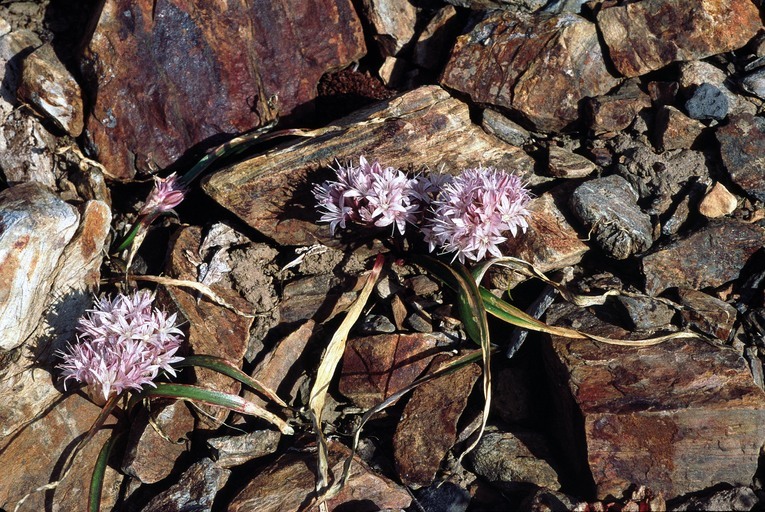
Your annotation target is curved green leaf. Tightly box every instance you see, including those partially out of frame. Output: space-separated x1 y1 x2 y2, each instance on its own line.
88 432 121 512
175 355 289 409
143 383 293 435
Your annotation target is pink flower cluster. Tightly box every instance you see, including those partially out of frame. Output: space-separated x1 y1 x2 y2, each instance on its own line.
57 290 185 402
313 156 435 236
139 172 187 217
314 157 532 263
423 166 532 263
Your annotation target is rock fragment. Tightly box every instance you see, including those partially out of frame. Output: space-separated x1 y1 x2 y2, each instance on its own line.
653 106 705 152
544 303 765 500
0 110 57 187
441 11 619 132
684 83 729 121
670 486 759 512
482 109 531 147
642 219 765 295
570 174 653 260
584 80 650 135
207 430 282 469
18 43 83 136
675 288 737 341
716 113 765 202
597 0 762 77
0 28 41 124
412 5 461 71
547 145 597 179
698 181 737 218
358 0 418 57
203 86 533 246
143 458 230 512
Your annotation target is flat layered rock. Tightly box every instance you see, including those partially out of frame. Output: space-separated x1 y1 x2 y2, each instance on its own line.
717 113 765 202
544 303 765 500
81 0 365 180
597 0 762 78
203 85 534 246
441 11 619 132
229 440 411 511
642 219 765 296
143 458 229 512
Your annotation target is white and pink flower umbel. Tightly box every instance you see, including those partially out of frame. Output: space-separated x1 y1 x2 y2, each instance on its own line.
57 290 185 402
314 157 532 263
139 172 187 217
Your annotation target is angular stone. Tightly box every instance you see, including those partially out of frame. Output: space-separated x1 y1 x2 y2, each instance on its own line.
698 181 737 218
547 146 597 179
678 61 728 90
143 458 230 512
615 295 676 331
441 11 619 132
741 67 765 100
393 356 481 487
0 183 79 350
229 440 411 511
279 274 360 324
18 43 84 136
597 0 761 78
653 105 705 152
584 80 650 135
162 225 253 426
81 0 365 180
0 29 41 124
495 187 589 289
671 486 759 512
570 174 653 260
0 110 57 187
359 0 418 57
684 83 729 121
676 288 738 341
207 430 281 469
717 113 765 202
412 5 461 71
0 393 121 511
122 401 195 484
544 303 765 500
642 219 765 296
482 109 531 148
203 86 534 246
467 428 561 492
339 332 446 409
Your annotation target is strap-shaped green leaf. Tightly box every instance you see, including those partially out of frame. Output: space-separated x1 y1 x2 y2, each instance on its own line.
88 431 121 512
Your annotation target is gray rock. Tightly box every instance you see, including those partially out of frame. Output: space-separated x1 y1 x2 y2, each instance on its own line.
684 83 729 121
669 486 759 511
467 428 561 492
482 108 532 148
0 29 41 124
741 66 765 99
359 313 396 334
616 295 676 331
0 109 57 187
414 481 471 512
570 174 653 259
207 430 282 469
143 458 230 512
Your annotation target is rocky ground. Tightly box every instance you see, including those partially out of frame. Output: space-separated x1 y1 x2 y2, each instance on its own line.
2 0 765 511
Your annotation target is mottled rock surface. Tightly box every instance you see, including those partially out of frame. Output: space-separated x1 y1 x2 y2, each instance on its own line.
143 458 230 512
597 0 762 77
442 11 619 132
203 85 533 246
82 0 365 180
717 113 765 202
642 219 765 295
545 304 765 500
0 28 41 124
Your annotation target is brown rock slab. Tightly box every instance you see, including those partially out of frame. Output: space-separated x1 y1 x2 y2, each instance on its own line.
0 393 121 511
207 430 282 469
641 219 765 296
162 225 253 427
584 80 650 136
339 332 447 409
676 288 738 341
494 187 589 289
359 0 418 57
82 0 365 180
441 11 619 132
547 146 597 179
653 105 705 152
597 0 762 78
229 440 411 511
393 356 481 487
203 85 534 246
121 401 195 484
544 303 765 500
717 113 765 202
18 43 83 136
143 458 230 512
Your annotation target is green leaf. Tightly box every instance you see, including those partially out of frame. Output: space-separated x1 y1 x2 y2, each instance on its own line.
143 383 293 434
175 355 289 409
88 432 120 512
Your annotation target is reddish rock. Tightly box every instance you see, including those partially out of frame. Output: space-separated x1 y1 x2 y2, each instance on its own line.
717 113 765 202
122 401 195 484
544 303 765 500
0 393 121 511
339 332 446 409
676 288 738 341
653 105 705 152
203 85 534 246
597 0 762 78
81 0 365 180
584 80 650 136
641 219 765 296
162 225 253 427
229 440 411 511
441 11 619 132
393 356 481 487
